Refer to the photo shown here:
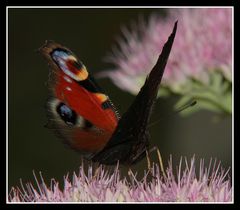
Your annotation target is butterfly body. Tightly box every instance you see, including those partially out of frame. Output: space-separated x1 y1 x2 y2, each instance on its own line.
39 22 177 165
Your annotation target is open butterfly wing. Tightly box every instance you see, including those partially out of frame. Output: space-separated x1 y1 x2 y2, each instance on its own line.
39 41 119 155
92 21 178 164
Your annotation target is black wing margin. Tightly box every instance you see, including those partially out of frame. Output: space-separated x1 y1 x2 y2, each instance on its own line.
117 20 178 135
92 21 178 165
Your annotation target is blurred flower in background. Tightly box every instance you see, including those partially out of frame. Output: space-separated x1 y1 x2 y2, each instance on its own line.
100 8 232 116
9 156 232 202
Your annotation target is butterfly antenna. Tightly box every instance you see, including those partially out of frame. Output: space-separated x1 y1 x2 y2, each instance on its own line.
148 100 197 128
175 100 197 113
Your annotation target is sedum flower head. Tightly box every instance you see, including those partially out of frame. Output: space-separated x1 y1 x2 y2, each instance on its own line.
100 8 232 115
9 156 232 203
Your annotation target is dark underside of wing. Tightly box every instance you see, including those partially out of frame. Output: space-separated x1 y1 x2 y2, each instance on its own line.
92 21 178 165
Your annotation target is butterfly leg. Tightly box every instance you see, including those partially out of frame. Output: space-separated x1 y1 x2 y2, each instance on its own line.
148 146 167 178
156 148 167 178
143 149 158 180
145 150 151 172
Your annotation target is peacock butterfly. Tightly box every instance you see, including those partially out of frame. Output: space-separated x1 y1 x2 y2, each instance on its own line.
39 21 177 165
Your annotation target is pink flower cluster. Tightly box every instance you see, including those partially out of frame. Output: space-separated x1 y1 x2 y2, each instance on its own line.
101 8 232 94
9 156 232 203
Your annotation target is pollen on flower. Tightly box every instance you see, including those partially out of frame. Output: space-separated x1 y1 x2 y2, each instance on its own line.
8 156 232 203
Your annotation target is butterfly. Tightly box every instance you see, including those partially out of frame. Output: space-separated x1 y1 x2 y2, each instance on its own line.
39 21 177 166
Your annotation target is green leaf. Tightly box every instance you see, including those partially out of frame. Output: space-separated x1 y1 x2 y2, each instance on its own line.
158 86 171 97
209 70 223 93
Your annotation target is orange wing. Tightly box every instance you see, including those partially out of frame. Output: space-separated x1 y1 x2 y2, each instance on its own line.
39 41 119 156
